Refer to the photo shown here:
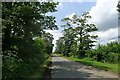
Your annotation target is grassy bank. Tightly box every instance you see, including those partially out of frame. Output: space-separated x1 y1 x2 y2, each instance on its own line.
57 54 119 74
28 57 51 79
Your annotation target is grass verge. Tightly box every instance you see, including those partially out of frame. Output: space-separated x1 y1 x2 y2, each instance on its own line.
28 57 51 79
57 54 119 74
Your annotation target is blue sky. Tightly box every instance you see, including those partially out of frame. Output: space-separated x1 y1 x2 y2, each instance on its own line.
50 2 96 30
46 0 118 52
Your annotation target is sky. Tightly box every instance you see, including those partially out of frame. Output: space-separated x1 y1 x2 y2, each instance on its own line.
45 0 118 52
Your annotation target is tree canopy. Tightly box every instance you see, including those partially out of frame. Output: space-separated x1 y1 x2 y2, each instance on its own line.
2 2 58 78
56 12 98 58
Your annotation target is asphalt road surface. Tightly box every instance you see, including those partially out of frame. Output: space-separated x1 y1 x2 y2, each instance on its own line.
51 54 118 79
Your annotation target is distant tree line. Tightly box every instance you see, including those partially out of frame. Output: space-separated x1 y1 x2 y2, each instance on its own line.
2 2 58 79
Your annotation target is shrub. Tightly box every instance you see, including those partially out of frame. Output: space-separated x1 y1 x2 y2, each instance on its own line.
107 52 118 63
2 50 23 79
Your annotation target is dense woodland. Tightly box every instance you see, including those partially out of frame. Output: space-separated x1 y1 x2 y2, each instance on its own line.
2 2 58 79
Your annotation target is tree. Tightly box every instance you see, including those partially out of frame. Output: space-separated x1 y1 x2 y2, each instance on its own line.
117 0 120 12
117 0 120 20
42 32 54 54
2 1 58 60
55 37 65 54
2 2 58 78
94 41 120 63
61 12 98 58
62 27 76 56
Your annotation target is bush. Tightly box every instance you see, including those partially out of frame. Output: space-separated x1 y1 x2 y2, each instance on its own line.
107 52 118 63
68 52 77 58
2 38 51 79
2 50 23 79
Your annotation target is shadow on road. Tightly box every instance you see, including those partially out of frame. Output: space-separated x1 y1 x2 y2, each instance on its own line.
52 61 97 78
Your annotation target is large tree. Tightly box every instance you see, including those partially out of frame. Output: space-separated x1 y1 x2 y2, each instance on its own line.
2 2 58 60
61 12 98 58
2 2 58 78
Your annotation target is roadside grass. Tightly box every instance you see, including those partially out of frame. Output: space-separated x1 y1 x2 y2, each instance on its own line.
57 54 119 74
28 58 51 79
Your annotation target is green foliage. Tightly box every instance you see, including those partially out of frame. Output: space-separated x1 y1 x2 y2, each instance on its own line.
34 38 45 53
56 12 120 64
85 41 120 64
57 38 120 64
107 52 118 63
42 32 54 54
55 37 65 54
68 52 75 58
62 55 118 73
2 50 23 78
56 12 98 58
2 2 58 79
117 0 120 12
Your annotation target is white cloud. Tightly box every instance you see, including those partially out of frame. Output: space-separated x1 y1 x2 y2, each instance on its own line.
89 0 118 31
92 28 118 49
46 0 118 51
45 30 62 52
96 27 118 44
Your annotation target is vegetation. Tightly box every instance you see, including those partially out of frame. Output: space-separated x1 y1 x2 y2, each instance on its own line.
117 0 120 13
85 42 120 64
55 12 98 58
2 2 58 79
1 1 120 79
55 12 119 73
58 54 118 73
29 58 51 78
